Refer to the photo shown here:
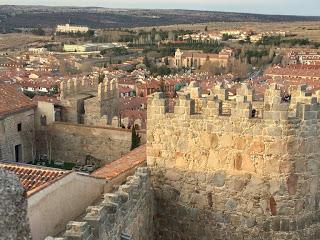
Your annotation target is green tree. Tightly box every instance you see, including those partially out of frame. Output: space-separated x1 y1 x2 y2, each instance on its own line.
143 55 151 68
130 126 141 150
50 85 59 95
98 73 105 83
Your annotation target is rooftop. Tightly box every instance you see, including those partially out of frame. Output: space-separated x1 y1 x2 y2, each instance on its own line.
0 162 70 197
91 145 146 180
0 84 35 118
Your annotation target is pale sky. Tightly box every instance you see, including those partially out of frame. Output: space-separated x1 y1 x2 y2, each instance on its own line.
0 0 319 16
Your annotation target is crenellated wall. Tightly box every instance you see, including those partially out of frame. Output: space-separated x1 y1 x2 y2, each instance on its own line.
147 82 320 239
59 77 119 126
46 167 154 240
84 79 119 126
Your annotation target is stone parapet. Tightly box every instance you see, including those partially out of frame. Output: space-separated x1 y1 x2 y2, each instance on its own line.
147 83 320 122
147 83 320 239
46 167 153 240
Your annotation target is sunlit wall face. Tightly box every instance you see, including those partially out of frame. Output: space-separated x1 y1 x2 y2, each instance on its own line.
0 0 319 16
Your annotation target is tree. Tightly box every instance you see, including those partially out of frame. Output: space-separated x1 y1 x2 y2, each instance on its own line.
98 73 105 83
143 55 151 68
200 61 225 75
222 34 230 41
130 126 141 150
205 26 208 32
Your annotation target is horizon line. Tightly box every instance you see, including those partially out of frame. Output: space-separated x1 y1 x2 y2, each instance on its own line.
1 4 320 18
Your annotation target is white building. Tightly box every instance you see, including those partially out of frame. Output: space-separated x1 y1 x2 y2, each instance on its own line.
56 24 89 33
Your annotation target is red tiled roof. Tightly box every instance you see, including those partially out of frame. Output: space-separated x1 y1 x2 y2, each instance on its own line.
0 162 70 196
91 145 146 180
0 85 35 117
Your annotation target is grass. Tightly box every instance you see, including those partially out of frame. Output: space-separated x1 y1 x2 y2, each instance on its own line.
27 160 76 171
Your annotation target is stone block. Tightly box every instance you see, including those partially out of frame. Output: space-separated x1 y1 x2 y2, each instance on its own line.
64 222 93 240
271 217 280 231
211 171 226 187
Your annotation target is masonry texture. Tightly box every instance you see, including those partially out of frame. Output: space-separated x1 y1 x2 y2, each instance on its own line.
0 109 35 163
47 167 153 240
147 83 320 239
0 169 31 240
36 122 146 164
59 77 119 126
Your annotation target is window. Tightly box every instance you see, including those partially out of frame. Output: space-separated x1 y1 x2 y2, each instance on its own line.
17 123 22 132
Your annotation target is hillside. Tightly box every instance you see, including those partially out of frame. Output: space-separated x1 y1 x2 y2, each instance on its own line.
0 5 320 31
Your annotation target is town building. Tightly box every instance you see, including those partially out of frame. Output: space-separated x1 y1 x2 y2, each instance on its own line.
56 24 89 33
172 48 234 69
288 50 320 65
0 85 36 163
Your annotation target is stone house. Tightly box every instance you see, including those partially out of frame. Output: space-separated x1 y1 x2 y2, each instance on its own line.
0 85 36 163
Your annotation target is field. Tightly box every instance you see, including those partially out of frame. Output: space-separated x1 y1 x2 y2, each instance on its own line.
0 33 50 51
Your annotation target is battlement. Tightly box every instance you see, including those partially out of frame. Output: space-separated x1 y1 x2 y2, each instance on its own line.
60 77 119 101
147 82 320 239
148 82 320 122
46 167 153 240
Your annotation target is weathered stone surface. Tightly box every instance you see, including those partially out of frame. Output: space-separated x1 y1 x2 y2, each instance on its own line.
211 170 226 187
0 169 32 240
36 123 145 164
49 168 153 240
225 198 238 211
287 174 299 195
147 84 320 240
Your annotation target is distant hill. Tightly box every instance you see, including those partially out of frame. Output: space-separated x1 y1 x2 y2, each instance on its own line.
0 5 320 31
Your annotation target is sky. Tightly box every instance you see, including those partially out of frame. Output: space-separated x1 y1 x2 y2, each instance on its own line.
0 0 319 16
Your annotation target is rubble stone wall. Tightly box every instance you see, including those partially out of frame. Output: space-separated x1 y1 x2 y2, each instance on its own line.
0 169 32 240
147 83 320 239
36 122 146 164
59 78 119 126
84 80 119 126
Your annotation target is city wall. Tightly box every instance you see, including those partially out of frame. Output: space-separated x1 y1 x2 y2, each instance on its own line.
47 167 154 240
36 122 146 165
59 77 119 126
147 83 320 239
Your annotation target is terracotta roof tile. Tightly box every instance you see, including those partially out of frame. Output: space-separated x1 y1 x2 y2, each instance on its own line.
0 162 70 196
0 85 35 117
91 145 146 180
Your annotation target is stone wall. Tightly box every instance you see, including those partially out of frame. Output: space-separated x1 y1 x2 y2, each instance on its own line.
59 78 119 126
147 83 320 239
36 122 146 164
47 167 154 240
84 80 119 126
0 169 32 240
0 109 35 163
